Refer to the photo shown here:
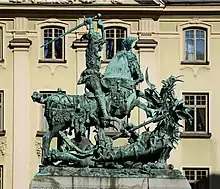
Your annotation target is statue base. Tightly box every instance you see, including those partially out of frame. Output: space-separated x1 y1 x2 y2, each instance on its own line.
30 166 191 189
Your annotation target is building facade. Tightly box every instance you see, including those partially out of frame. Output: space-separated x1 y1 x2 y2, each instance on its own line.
0 0 219 188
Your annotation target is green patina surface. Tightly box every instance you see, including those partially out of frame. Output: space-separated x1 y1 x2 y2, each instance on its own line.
31 13 192 177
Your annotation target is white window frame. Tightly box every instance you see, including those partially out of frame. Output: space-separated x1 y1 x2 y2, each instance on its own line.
183 167 209 189
36 19 68 63
0 165 3 189
0 91 4 131
184 28 207 63
104 26 127 60
102 19 131 61
41 26 65 61
178 20 211 65
183 93 209 133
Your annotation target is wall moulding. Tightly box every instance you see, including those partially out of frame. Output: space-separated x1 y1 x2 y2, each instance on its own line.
0 137 6 156
37 64 68 76
180 65 211 77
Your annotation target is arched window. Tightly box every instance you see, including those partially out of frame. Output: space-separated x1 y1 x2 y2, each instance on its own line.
41 26 65 61
105 26 127 59
184 28 207 62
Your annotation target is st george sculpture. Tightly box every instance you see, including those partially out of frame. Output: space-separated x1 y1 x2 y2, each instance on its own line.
31 13 192 177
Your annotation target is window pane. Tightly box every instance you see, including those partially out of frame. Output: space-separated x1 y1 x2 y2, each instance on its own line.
0 106 1 131
116 28 125 38
185 108 195 131
196 30 205 39
0 28 3 60
116 39 124 53
185 30 194 39
44 29 52 38
190 183 196 189
185 39 195 61
55 38 63 59
196 108 206 131
196 39 205 61
44 38 52 59
106 29 114 38
106 39 114 59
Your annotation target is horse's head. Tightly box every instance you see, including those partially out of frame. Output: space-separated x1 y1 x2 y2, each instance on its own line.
31 91 42 103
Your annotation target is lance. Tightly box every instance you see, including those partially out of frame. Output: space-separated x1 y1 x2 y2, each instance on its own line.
40 13 101 48
112 113 169 140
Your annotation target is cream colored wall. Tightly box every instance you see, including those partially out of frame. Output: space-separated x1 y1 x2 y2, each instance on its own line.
158 17 220 177
0 19 15 189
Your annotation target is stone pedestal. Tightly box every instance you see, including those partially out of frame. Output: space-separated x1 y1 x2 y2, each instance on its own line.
30 166 191 189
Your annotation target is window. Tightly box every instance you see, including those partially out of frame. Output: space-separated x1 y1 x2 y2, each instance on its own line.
41 26 65 62
105 27 127 59
0 27 3 62
0 165 3 189
0 91 3 131
183 93 209 134
184 28 207 63
183 168 209 189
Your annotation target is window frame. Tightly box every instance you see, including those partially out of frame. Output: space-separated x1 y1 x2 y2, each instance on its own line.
183 167 209 189
0 165 3 189
39 26 66 63
0 27 3 63
104 26 127 60
181 92 211 138
183 27 208 64
36 90 66 137
0 91 4 135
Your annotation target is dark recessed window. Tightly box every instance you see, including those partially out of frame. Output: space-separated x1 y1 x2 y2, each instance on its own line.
105 27 127 59
41 26 65 62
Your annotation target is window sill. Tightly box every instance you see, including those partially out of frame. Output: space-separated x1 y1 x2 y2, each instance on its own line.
181 61 209 65
181 132 212 139
0 130 6 136
38 59 66 64
36 131 46 137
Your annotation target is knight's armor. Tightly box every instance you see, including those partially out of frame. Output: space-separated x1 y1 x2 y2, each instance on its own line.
77 18 109 119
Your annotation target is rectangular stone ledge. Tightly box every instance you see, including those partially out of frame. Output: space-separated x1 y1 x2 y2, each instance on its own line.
0 130 6 136
38 59 67 64
181 132 212 139
30 176 191 189
36 131 46 137
180 61 209 65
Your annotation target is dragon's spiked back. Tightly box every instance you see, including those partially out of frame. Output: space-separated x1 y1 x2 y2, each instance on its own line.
40 13 102 48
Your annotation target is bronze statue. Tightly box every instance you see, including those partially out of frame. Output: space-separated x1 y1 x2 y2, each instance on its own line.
32 14 192 173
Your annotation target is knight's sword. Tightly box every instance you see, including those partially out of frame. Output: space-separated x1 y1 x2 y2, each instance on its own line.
40 13 101 48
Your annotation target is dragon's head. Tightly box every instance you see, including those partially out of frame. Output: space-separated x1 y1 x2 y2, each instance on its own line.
160 75 183 99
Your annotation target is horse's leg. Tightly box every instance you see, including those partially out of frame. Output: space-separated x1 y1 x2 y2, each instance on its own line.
42 125 63 165
42 130 53 165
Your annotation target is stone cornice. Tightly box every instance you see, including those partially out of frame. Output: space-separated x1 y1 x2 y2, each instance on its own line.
135 39 158 49
8 38 32 49
72 39 88 49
